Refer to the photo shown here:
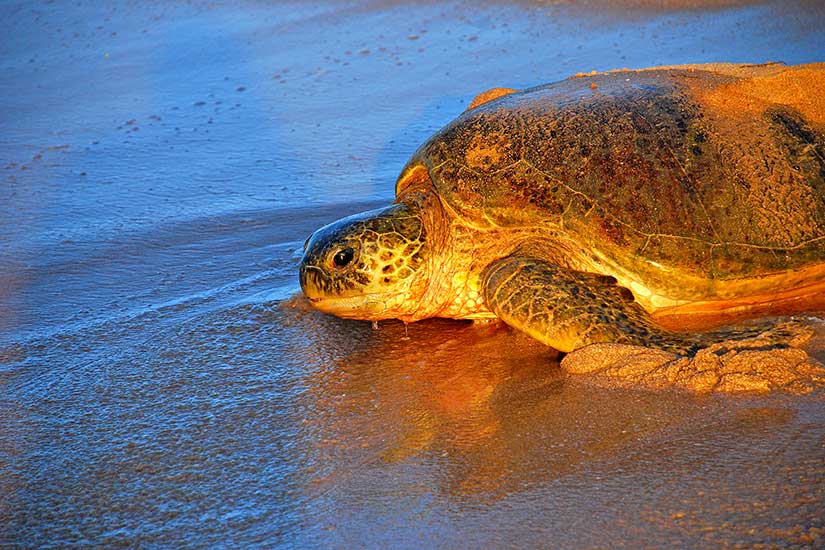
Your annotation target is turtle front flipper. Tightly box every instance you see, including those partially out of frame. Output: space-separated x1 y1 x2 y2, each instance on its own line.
481 256 694 354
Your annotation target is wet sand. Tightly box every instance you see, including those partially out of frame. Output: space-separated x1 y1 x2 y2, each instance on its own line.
1 0 824 547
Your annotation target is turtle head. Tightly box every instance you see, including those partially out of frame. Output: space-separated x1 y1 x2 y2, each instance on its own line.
299 203 430 321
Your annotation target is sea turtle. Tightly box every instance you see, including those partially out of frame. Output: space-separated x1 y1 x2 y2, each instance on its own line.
299 63 825 355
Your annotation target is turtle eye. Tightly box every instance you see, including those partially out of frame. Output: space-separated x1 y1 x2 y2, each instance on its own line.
332 247 355 268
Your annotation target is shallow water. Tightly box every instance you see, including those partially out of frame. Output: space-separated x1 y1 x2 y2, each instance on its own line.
2 0 824 547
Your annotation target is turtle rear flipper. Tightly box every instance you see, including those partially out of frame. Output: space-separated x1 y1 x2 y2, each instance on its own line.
481 255 695 354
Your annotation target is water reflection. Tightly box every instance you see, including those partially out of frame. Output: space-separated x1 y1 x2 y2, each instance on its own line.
281 302 819 549
292 307 733 499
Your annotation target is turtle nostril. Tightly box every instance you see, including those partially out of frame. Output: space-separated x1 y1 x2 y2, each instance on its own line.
332 247 355 268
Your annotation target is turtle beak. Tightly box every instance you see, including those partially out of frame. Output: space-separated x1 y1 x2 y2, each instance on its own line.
299 262 327 299
299 231 318 296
